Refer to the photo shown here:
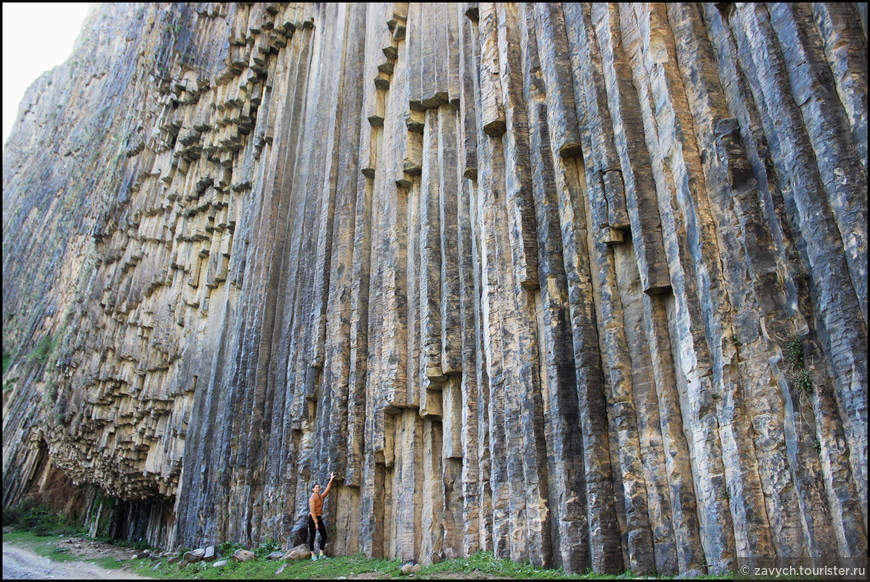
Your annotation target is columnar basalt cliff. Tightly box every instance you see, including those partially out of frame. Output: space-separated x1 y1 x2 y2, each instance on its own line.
2 3 867 575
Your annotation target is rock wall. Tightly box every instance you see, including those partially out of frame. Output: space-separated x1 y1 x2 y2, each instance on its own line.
2 2 866 575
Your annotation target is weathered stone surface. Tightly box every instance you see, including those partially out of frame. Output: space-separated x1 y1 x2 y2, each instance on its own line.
183 548 205 563
283 544 311 560
232 549 255 563
1 2 866 578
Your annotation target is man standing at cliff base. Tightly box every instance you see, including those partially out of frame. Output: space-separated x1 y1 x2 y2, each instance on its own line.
308 471 335 560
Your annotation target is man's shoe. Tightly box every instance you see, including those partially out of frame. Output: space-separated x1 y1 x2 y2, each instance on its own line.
311 555 318 561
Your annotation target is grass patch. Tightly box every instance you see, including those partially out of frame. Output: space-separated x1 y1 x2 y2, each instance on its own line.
2 375 17 393
3 531 130 572
133 552 403 579
26 335 57 365
785 335 813 394
130 550 737 579
2 531 79 562
418 551 584 578
2 534 742 580
89 556 127 569
3 499 86 537
92 535 154 551
6 517 739 580
420 552 543 578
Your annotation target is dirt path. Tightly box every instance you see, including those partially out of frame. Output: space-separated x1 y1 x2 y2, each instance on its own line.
3 538 505 580
2 542 150 580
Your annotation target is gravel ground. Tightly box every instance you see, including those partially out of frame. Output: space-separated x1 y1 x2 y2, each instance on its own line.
2 542 150 580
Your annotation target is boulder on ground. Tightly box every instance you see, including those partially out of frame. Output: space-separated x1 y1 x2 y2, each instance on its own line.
400 560 421 575
233 549 256 562
183 548 206 563
213 560 229 567
203 546 217 562
266 550 285 560
283 543 311 560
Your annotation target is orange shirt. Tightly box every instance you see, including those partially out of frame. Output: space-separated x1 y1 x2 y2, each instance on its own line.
309 492 324 517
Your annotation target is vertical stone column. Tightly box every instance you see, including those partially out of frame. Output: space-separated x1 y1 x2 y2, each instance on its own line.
730 2 867 529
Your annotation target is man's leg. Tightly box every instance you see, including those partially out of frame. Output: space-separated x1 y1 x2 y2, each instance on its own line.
308 516 317 559
317 516 328 556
